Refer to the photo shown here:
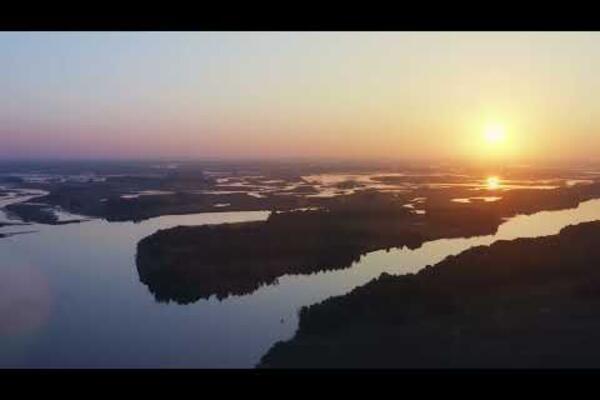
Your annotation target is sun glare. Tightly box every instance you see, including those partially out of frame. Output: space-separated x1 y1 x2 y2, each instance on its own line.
486 176 501 190
484 124 506 144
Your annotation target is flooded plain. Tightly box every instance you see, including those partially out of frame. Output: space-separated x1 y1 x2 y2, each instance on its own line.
1 184 600 367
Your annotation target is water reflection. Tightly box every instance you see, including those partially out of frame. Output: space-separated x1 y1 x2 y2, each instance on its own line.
0 263 52 336
0 201 599 367
486 176 501 190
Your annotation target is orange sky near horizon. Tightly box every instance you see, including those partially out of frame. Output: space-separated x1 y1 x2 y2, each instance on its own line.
2 32 600 164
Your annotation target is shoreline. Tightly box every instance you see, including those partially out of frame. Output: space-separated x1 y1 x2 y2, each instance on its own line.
259 220 600 368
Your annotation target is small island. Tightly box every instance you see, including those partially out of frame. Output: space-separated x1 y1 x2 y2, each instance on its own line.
3 203 88 225
135 183 600 303
136 192 429 303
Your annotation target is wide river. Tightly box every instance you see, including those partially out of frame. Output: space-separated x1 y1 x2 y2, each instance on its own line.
1 197 600 367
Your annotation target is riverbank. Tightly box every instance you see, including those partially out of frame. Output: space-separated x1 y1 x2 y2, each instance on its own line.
259 220 600 368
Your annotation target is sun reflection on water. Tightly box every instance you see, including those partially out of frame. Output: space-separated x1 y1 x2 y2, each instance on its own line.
486 176 501 190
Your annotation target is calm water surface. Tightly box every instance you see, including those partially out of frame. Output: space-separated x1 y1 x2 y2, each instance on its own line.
1 199 600 367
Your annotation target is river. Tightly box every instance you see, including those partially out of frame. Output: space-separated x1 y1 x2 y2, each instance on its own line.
1 196 599 367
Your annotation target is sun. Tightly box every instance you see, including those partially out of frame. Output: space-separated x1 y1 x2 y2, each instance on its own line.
463 118 518 163
484 123 506 144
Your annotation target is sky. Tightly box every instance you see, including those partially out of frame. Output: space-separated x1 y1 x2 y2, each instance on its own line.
2 32 600 164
